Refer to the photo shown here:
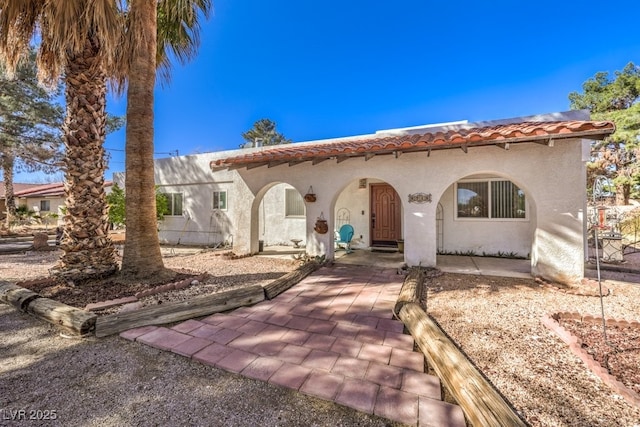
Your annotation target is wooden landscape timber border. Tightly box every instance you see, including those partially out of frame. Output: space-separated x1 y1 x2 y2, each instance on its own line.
0 282 97 336
394 268 527 427
0 261 320 338
96 261 320 337
263 261 320 299
95 285 265 337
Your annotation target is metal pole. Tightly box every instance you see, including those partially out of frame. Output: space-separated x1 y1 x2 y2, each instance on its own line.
593 176 609 342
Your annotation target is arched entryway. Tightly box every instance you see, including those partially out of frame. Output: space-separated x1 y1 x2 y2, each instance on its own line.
436 172 536 265
333 178 403 251
252 182 307 253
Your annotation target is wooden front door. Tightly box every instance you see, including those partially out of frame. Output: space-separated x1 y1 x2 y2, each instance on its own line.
370 184 401 246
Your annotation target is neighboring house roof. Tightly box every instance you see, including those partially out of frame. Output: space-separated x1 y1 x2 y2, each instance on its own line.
13 182 65 198
0 182 43 198
11 181 113 198
212 119 615 170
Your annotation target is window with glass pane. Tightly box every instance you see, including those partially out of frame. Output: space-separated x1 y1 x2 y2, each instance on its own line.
457 182 488 217
162 193 183 216
285 188 305 216
40 200 50 212
213 191 227 210
172 193 183 216
491 181 526 218
457 179 526 219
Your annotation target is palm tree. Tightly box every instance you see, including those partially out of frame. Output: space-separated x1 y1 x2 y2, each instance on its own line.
118 0 163 279
119 0 212 280
0 1 121 278
0 0 212 281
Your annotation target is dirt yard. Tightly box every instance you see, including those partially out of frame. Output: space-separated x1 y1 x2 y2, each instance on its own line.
424 273 640 426
1 248 640 426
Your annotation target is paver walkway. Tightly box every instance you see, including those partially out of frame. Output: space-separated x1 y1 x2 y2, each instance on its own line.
120 265 466 427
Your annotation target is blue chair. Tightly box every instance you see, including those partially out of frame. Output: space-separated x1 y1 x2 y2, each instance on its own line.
335 224 354 253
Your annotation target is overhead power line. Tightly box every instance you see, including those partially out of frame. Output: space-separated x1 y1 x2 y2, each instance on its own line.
105 147 179 156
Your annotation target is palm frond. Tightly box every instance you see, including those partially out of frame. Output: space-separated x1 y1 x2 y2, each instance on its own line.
155 0 213 84
1 0 125 87
0 0 42 77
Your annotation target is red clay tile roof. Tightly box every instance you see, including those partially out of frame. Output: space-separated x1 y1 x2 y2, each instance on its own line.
12 182 65 197
0 182 42 198
8 181 113 198
211 120 615 169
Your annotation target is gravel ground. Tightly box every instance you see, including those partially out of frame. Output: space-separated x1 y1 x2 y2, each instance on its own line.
426 273 640 427
0 304 403 427
0 250 402 427
2 248 640 426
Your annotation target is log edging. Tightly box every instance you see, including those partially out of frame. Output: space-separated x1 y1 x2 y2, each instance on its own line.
95 285 266 337
263 261 320 299
394 267 424 314
95 261 320 337
393 271 527 427
0 281 97 336
2 261 321 338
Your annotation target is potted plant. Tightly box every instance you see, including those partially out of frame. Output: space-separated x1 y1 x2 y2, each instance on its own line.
314 213 328 234
304 186 316 203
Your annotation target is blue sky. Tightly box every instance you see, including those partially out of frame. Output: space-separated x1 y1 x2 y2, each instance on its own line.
16 0 640 182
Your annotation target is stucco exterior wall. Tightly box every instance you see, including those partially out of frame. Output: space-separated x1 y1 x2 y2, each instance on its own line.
17 197 66 226
150 153 243 246
139 152 307 248
139 119 589 285
333 178 389 249
438 181 533 257
230 137 586 283
258 184 306 246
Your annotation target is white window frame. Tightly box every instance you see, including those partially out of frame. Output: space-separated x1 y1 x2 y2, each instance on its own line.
213 190 228 211
163 192 184 216
285 188 305 217
40 200 51 212
455 178 527 221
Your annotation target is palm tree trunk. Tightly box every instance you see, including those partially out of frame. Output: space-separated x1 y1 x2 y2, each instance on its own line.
54 36 117 278
120 0 166 279
2 152 17 228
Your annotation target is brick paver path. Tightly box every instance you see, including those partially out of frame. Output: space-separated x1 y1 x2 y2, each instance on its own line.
120 265 465 427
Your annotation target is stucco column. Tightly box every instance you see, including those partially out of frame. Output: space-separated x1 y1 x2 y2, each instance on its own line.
531 211 584 284
403 201 437 267
232 193 255 254
305 203 334 259
529 140 587 285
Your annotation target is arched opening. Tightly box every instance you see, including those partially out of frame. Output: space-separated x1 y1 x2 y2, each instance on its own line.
436 172 536 259
252 182 307 253
333 177 403 252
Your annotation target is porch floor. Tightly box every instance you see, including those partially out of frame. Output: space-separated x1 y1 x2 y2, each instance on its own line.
258 246 532 279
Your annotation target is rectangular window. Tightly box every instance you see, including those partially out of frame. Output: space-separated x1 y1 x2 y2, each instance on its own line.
213 191 227 210
457 182 488 217
162 193 183 216
40 200 51 212
491 180 526 219
285 188 305 217
456 179 526 219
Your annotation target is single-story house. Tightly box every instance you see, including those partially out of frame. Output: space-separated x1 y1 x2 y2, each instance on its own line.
1 182 42 220
1 181 113 225
131 110 613 285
